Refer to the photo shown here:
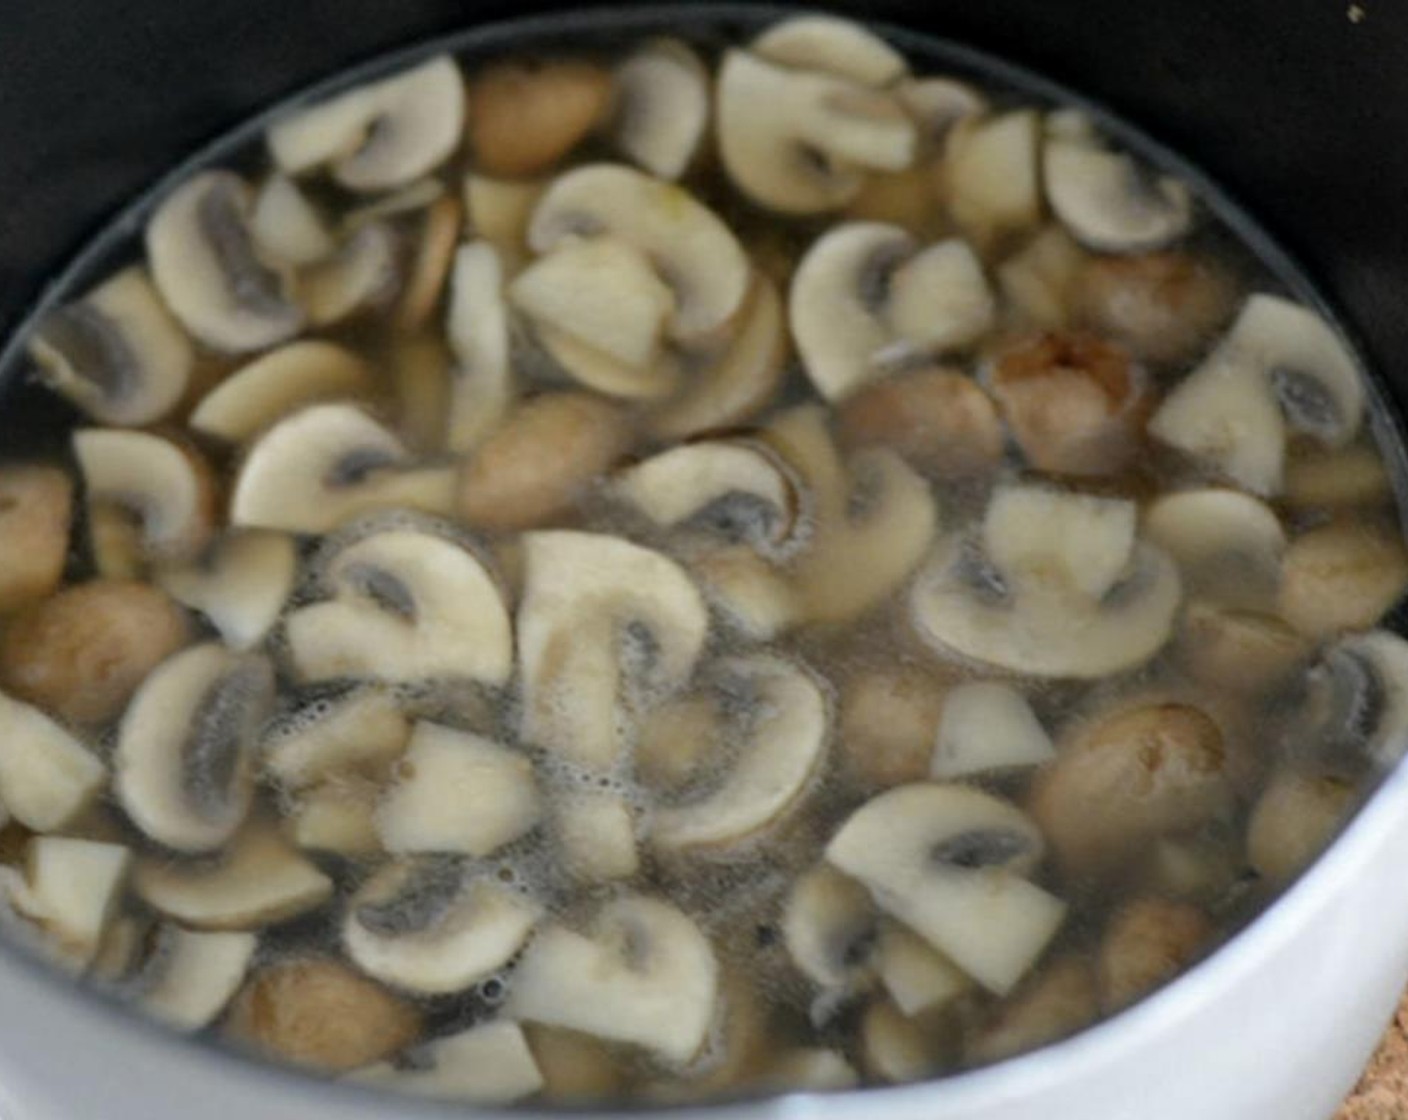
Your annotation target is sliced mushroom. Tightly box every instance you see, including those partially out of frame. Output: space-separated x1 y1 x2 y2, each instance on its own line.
782 863 878 992
1297 630 1408 769
525 1026 627 1102
690 546 801 642
392 332 453 456
611 40 709 179
468 60 612 178
877 923 968 1018
263 688 412 791
944 110 1042 244
840 667 949 788
505 894 719 1064
1144 488 1286 611
529 163 751 341
752 15 907 85
3 837 130 967
844 163 946 238
231 403 456 533
898 77 988 146
288 779 383 856
1247 771 1356 884
517 531 709 769
965 958 1097 1065
859 998 945 1083
87 501 144 580
1277 520 1408 637
764 1049 861 1092
268 56 465 192
1286 445 1394 511
157 530 297 651
1096 896 1210 1011
931 682 1055 779
837 367 1004 476
138 925 258 1030
250 174 335 265
301 221 401 327
343 858 540 995
134 827 332 930
115 643 274 853
1073 251 1236 363
463 175 545 272
28 266 193 426
1178 602 1310 694
74 429 215 562
377 723 540 857
286 527 513 686
998 226 1090 329
397 194 462 330
0 464 72 614
146 171 304 352
445 241 514 454
351 1021 545 1104
790 222 993 401
826 783 1065 995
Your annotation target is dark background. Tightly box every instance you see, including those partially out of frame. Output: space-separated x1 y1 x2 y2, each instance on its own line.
0 0 1403 392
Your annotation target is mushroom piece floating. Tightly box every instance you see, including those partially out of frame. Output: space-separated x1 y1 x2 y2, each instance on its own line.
839 667 950 789
1 837 131 969
1247 771 1356 885
136 925 258 1031
262 688 412 791
752 14 908 83
1177 602 1310 694
930 682 1055 779
826 783 1066 995
610 40 710 180
0 465 72 614
1294 630 1408 770
444 241 514 455
553 790 640 882
1277 520 1408 638
944 110 1042 245
1143 488 1286 611
876 923 969 1018
249 175 335 265
351 1021 545 1104
1096 896 1210 1011
0 692 105 831
467 60 612 179
965 958 1098 1065
998 227 1089 329
157 530 297 651
782 863 880 994
858 998 944 1083
1149 294 1366 495
505 894 719 1065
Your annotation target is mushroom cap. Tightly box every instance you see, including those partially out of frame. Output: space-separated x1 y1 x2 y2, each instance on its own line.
1303 630 1408 769
0 690 105 832
611 39 710 180
0 465 73 615
445 241 514 454
261 688 411 791
157 530 297 652
752 15 908 85
1044 131 1193 253
138 926 257 1030
782 863 878 991
350 1022 545 1104
930 682 1055 779
1144 488 1285 610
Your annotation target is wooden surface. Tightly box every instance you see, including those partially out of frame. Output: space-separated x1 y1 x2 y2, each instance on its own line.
1337 994 1408 1119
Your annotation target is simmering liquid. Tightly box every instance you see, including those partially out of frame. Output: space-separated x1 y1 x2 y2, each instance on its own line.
0 9 1404 1105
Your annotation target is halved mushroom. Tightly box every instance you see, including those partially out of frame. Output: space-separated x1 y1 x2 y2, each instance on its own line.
877 923 968 1018
444 241 514 454
190 340 373 445
1073 251 1236 363
1178 602 1310 694
611 40 709 180
517 531 709 769
912 484 1181 678
263 688 411 791
528 164 751 341
0 464 72 614
997 226 1089 329
1149 294 1366 494
351 1021 545 1104
1247 771 1356 884
930 682 1055 779
288 779 383 856
468 60 613 178
790 222 993 401
146 171 304 352
115 643 274 853
840 667 949 788
137 925 258 1030
1277 520 1408 637
1096 896 1210 1011
1295 630 1408 769
2 837 131 967
157 530 297 651
965 958 1097 1065
343 858 540 994
231 403 456 533
250 175 335 265
377 723 540 857
827 783 1065 995
74 429 215 562
133 826 333 929
715 50 916 215
286 527 513 686
554 789 639 882
782 863 878 992
752 15 908 85
268 55 465 192
944 110 1042 245
28 266 193 425
505 894 719 1064
301 221 401 327
1144 488 1286 611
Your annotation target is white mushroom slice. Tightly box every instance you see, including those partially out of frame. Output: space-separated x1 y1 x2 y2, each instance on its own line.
0 690 105 831
1247 772 1355 885
139 926 258 1030
351 1022 544 1103
146 171 304 352
984 484 1137 602
115 643 274 853
287 527 512 687
191 340 372 444
263 689 411 791
651 656 829 851
998 226 1089 328
463 175 544 270
790 223 992 401
555 790 639 882
157 531 297 651
898 77 987 143
752 15 908 85
250 175 335 264
716 51 917 215
528 163 750 341
445 241 514 454
5 838 131 967
231 403 456 533
74 429 213 562
267 56 465 192
945 110 1042 242
859 998 941 1083
28 266 193 426
377 724 539 857
691 547 800 642
518 531 709 769
301 221 401 327
930 682 1055 779
782 863 878 991
877 923 969 1017
289 780 382 856
827 783 1066 995
1144 489 1285 610
1304 630 1408 769
133 828 333 930
344 859 540 995
506 894 719 1064
612 40 710 179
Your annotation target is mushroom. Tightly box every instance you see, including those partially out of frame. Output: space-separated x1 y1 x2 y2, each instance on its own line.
300 221 401 327
262 688 412 791
1247 771 1356 884
189 340 373 444
911 484 1181 678
944 110 1042 245
457 392 631 531
839 667 949 788
463 175 545 272
898 77 988 146
249 175 335 265
790 222 994 401
690 546 801 642
133 827 333 930
0 696 102 833
1295 630 1408 769
517 531 709 769
844 164 946 238
74 429 215 563
287 779 383 856
351 1021 545 1104
505 894 719 1064
782 863 879 993
231 403 457 533
87 501 145 580
157 530 296 652
1029 702 1234 877
343 858 540 995
635 696 719 793
268 55 465 192
715 49 916 215
468 60 612 178
554 790 639 882
859 998 944 1083
965 958 1097 1065
344 179 447 227
115 643 275 853
397 194 463 330
997 227 1089 329
1144 488 1286 611
1277 520 1408 637
0 579 191 726
826 783 1066 995
1073 251 1236 363
137 925 258 1030
1149 294 1366 495
28 266 193 426
377 723 540 857
146 171 304 351
226 957 422 1073
1096 896 1211 1011
525 1026 627 1102
0 464 72 614
611 40 709 179
528 163 751 342
2 837 131 968
651 656 829 852
285 527 513 686
1177 602 1310 694
930 682 1055 779
764 1049 861 1092
752 15 908 85
877 923 969 1017
1286 445 1394 511
444 241 515 454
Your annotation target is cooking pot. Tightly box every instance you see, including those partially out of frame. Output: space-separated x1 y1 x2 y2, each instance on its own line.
1 2 1407 1118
